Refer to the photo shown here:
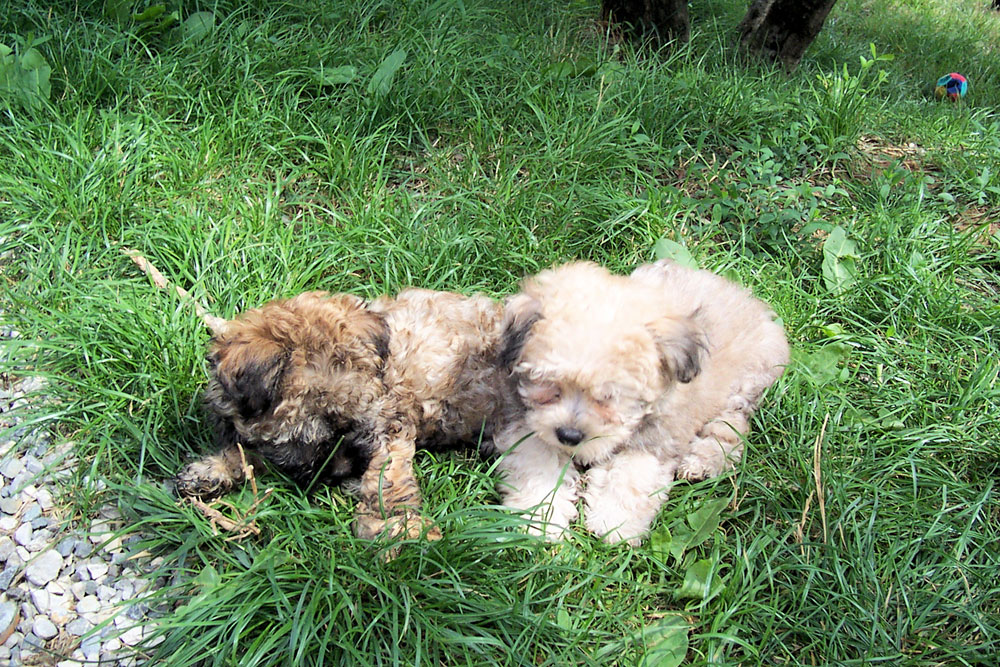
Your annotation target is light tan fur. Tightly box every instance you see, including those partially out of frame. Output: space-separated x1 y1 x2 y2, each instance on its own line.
176 289 508 542
495 260 789 544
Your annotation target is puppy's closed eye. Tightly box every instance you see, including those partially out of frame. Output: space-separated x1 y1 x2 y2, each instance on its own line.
524 382 560 405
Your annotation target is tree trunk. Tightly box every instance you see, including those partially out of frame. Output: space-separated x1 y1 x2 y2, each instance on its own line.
738 0 839 71
602 0 690 45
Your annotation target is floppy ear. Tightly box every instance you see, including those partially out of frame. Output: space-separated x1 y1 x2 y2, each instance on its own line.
649 311 706 384
499 293 542 369
209 335 290 420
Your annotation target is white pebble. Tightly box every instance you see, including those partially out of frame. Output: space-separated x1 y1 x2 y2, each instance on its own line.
119 625 145 646
76 596 100 615
29 589 49 615
24 550 63 586
35 489 53 511
0 457 24 479
32 615 57 639
13 522 32 547
0 516 16 532
86 562 109 580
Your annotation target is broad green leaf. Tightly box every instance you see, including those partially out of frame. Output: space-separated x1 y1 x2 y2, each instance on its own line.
795 342 851 385
668 522 693 563
133 4 167 22
367 48 407 97
637 614 689 667
20 48 46 71
653 238 699 269
649 524 672 561
182 12 216 43
685 497 729 550
313 65 357 86
821 226 860 294
675 557 725 602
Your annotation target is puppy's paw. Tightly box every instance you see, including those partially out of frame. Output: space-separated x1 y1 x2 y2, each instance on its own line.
353 506 442 543
583 506 647 546
676 450 726 481
508 495 578 542
175 459 236 499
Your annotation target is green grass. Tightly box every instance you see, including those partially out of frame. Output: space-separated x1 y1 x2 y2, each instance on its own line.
2 0 999 664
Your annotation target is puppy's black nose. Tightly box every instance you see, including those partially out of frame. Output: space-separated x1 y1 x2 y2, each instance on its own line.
555 427 585 446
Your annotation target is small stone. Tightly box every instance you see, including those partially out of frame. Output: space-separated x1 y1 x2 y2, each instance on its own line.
80 634 100 660
6 584 29 602
70 581 87 600
46 579 68 596
0 600 17 640
65 617 92 636
87 562 109 580
76 596 100 615
15 546 29 562
102 637 121 652
13 522 32 547
20 485 37 500
0 497 19 514
115 579 135 599
0 516 16 532
119 625 145 646
30 517 50 530
57 661 83 667
97 585 115 602
56 538 76 558
30 589 49 614
73 541 92 558
73 564 90 581
34 489 53 511
106 563 120 578
24 550 62 586
0 536 14 562
0 565 18 590
0 457 24 479
32 615 58 639
84 580 97 596
4 630 23 649
89 519 112 543
125 602 148 621
22 504 41 523
48 595 73 625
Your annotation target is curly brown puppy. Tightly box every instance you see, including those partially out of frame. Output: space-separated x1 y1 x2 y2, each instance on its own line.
176 288 508 541
495 260 789 545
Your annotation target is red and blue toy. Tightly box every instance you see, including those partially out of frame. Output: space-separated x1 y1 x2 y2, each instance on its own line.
935 73 968 101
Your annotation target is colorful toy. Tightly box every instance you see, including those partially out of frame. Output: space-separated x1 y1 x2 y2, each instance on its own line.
935 72 968 101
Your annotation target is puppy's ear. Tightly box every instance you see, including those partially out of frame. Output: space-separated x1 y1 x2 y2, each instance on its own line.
209 336 290 419
500 293 542 369
649 311 706 384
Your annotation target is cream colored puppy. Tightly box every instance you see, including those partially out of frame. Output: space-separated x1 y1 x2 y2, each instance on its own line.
496 260 789 544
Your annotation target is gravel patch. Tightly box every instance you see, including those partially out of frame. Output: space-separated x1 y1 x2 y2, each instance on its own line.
1 376 167 665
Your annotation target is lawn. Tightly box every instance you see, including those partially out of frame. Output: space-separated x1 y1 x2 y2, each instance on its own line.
1 0 998 664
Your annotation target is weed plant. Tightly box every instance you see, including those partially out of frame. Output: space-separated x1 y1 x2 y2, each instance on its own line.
1 0 998 664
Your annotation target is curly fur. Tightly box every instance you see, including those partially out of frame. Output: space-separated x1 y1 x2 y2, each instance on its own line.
176 289 508 541
494 260 790 545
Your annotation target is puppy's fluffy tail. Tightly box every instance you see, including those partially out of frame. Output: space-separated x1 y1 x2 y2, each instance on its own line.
123 248 230 337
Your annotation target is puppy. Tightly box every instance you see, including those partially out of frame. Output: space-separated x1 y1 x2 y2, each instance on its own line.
495 260 789 544
175 288 508 541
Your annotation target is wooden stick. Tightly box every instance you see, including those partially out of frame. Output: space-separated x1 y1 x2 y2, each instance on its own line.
122 247 229 336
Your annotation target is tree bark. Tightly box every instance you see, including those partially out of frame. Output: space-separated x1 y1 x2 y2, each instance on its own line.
602 0 690 45
738 0 839 71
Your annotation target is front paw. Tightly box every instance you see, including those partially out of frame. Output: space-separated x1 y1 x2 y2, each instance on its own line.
583 507 647 546
505 493 579 541
353 505 442 542
175 460 235 499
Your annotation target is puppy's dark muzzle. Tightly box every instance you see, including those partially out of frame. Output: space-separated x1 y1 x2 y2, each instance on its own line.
555 427 585 446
